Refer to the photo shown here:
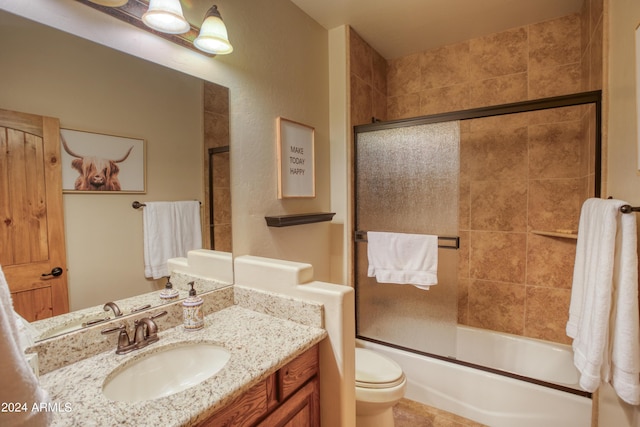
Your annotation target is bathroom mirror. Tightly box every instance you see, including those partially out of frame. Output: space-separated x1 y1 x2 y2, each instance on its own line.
0 9 233 340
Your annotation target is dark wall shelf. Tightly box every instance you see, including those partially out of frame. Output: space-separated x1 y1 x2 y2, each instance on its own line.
265 212 336 227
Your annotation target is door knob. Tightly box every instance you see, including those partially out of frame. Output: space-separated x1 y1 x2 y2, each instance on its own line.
41 267 63 278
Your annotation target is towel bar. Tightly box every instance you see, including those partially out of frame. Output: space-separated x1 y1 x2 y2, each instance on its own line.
132 201 201 209
620 205 640 214
354 230 459 249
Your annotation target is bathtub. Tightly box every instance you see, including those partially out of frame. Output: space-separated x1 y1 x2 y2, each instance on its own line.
357 326 592 427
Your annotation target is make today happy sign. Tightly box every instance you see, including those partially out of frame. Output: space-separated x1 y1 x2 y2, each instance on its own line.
278 117 315 198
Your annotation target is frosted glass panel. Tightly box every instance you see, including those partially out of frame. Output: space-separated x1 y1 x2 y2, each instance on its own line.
355 121 459 357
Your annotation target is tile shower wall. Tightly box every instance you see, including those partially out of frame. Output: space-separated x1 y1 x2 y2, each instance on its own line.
349 0 603 345
203 82 232 252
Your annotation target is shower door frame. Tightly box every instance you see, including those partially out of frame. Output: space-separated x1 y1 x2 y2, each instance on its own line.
352 90 602 396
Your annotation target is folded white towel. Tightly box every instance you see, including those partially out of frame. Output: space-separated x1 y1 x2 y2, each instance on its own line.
143 201 202 280
0 265 52 426
567 198 640 404
367 231 438 290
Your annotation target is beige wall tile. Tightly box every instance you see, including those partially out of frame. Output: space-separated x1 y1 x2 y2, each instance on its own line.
528 178 583 231
526 234 576 289
457 277 470 324
372 49 388 95
589 19 603 91
351 74 373 126
469 231 527 283
372 88 387 122
350 29 372 84
469 27 528 80
387 93 420 120
387 53 421 96
458 180 470 230
529 120 583 179
468 279 526 334
420 42 470 89
461 126 529 181
529 62 581 99
589 0 604 39
468 73 528 108
458 230 470 278
467 112 528 132
524 286 572 344
527 105 582 125
470 180 528 231
419 84 470 116
529 14 581 70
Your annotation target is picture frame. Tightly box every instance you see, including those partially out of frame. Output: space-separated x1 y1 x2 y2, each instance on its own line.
276 117 315 198
60 128 146 193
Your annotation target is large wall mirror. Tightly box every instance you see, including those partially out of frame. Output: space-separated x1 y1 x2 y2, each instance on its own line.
0 9 232 340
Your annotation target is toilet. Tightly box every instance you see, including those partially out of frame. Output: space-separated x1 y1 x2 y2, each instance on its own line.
355 347 407 427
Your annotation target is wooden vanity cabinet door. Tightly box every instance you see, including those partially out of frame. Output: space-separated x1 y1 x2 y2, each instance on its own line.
277 345 319 401
199 344 320 427
258 376 320 427
198 379 269 427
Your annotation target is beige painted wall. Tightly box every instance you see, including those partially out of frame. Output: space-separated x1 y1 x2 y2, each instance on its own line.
602 1 640 425
0 14 203 310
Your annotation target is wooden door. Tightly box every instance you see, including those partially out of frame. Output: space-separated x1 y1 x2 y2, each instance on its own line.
0 108 69 321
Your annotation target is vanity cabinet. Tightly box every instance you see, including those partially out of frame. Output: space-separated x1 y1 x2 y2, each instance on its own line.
199 344 320 427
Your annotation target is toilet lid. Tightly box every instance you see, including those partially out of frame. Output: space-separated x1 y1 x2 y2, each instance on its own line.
355 348 405 389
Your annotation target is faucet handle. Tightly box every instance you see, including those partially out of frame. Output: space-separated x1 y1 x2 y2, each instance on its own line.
150 310 168 320
101 324 126 335
101 324 134 355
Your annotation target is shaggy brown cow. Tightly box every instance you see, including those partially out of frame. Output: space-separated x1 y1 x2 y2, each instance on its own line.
61 135 133 191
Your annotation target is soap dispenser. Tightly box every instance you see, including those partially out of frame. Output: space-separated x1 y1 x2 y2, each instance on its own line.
183 281 204 331
159 277 179 300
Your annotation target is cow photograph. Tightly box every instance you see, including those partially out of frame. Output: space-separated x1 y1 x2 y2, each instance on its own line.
60 129 145 193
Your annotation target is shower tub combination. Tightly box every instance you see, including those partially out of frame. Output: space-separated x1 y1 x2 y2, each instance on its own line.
357 325 592 427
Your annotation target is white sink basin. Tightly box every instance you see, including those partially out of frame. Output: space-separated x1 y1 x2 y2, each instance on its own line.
102 342 230 402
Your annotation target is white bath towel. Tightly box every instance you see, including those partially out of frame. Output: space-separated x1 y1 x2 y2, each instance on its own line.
567 198 640 404
143 201 202 279
367 231 438 290
0 265 52 427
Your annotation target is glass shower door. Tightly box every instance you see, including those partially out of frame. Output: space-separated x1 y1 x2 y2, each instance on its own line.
355 121 460 358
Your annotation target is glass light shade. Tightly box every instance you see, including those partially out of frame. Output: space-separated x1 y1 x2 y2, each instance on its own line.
142 0 190 34
194 6 233 55
88 0 128 6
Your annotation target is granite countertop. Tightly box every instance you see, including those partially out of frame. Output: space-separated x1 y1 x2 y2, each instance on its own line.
40 305 327 426
30 274 230 341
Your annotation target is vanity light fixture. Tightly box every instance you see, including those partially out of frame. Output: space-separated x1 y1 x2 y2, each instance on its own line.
194 5 233 55
142 0 190 34
77 0 233 56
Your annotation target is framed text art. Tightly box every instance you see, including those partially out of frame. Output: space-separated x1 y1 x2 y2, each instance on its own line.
276 117 315 198
60 128 146 193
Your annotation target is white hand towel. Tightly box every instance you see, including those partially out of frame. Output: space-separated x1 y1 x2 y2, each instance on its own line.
0 265 52 427
143 201 202 279
567 198 640 404
367 231 438 290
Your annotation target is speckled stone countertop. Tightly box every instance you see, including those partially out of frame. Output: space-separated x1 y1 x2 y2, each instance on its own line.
30 272 229 341
40 305 326 426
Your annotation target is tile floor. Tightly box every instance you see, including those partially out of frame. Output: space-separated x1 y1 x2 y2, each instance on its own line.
393 398 488 427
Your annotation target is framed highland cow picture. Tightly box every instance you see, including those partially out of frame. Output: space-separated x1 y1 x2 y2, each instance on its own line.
60 128 146 193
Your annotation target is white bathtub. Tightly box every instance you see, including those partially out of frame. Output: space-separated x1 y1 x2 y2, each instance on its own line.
357 326 592 427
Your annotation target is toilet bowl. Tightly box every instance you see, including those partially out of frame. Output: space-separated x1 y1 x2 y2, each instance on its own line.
355 347 407 427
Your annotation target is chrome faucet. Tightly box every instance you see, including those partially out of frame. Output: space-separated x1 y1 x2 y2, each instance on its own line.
101 311 167 355
103 302 123 318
